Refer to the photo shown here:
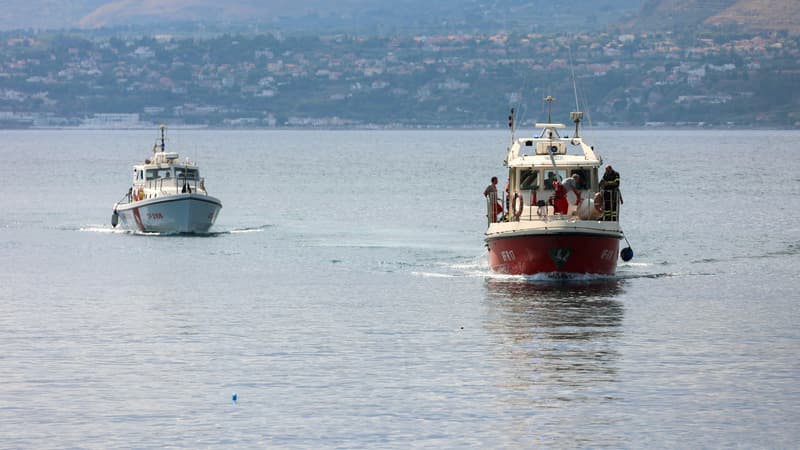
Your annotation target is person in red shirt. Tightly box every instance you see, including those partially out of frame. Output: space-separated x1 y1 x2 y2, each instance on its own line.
551 179 569 214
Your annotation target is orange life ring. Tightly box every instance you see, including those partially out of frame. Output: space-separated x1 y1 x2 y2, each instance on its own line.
135 186 145 201
512 192 524 219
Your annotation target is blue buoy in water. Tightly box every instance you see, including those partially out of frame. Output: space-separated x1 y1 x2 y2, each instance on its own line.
232 393 238 403
621 247 634 262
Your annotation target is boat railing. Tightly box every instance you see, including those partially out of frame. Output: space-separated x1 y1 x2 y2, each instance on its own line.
487 190 621 224
485 192 506 226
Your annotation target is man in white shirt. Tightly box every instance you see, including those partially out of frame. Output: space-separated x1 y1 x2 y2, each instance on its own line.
561 173 581 205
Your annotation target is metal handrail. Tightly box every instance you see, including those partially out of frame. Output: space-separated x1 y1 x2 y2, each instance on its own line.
485 193 494 226
493 186 619 225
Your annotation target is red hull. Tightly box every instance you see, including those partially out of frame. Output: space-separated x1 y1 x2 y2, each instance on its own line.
487 233 620 275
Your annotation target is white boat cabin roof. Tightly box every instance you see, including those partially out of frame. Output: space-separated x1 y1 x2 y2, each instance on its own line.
505 122 602 169
133 151 198 170
131 150 201 183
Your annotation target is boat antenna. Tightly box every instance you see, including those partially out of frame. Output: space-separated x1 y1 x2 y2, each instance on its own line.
570 111 584 139
568 44 580 113
568 43 583 138
544 96 555 123
159 124 167 152
508 107 516 143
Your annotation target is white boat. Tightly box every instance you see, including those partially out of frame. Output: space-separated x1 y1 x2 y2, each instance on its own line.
484 97 632 275
111 126 222 233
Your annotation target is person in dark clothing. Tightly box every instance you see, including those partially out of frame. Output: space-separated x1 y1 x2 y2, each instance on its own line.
600 166 622 221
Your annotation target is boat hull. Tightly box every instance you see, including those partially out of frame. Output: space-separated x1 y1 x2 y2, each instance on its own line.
486 230 620 275
114 194 222 233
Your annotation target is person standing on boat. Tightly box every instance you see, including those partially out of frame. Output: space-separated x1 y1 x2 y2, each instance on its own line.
551 179 569 215
592 191 604 219
600 165 622 221
562 173 582 206
484 176 503 222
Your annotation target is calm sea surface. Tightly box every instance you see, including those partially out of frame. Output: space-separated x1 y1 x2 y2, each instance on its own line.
1 128 799 448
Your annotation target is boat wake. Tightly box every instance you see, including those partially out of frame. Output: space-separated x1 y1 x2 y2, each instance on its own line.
227 225 272 234
487 272 621 282
410 252 677 282
79 224 272 236
209 224 272 236
79 225 133 234
410 253 489 278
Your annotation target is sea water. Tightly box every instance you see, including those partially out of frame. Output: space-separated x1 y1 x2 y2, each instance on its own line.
1 128 799 448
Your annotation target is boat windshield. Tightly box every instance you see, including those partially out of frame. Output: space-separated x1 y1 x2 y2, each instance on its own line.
519 169 539 190
544 170 567 190
569 169 591 190
145 168 174 180
175 168 199 180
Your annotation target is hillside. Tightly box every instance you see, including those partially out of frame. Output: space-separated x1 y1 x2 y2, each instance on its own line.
707 0 800 34
638 0 737 28
76 0 358 28
2 26 797 128
0 0 107 30
0 0 642 33
636 0 800 34
2 0 798 36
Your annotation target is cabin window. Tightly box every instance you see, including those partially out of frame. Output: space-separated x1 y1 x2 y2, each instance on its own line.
145 169 158 180
544 170 567 190
519 169 539 190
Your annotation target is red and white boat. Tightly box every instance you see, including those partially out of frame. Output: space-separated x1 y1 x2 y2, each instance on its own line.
111 125 222 233
485 98 628 275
